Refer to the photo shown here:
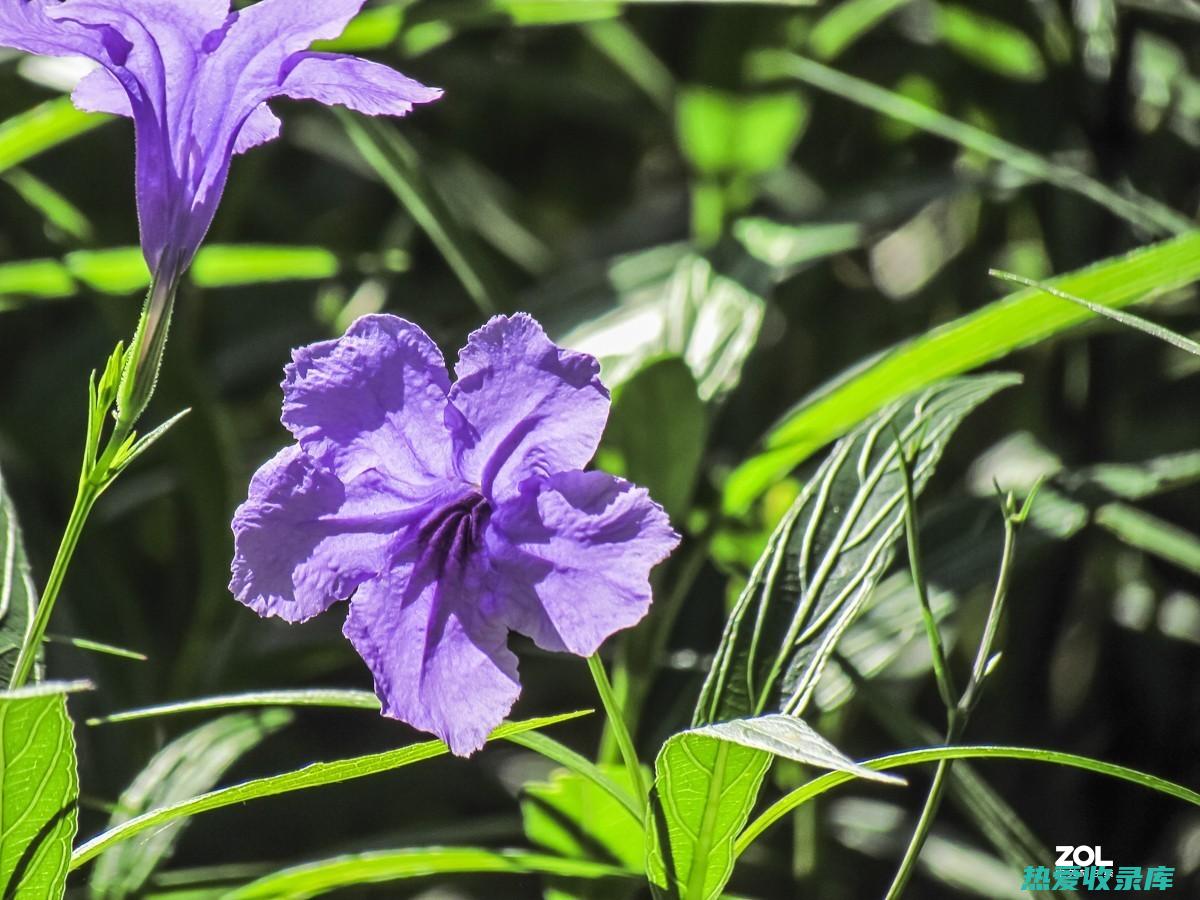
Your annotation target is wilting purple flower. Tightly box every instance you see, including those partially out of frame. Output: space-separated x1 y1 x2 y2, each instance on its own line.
231 314 680 755
0 0 440 277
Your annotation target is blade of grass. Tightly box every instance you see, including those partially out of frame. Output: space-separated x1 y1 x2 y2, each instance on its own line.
0 97 111 176
224 847 635 900
751 52 1194 236
70 711 589 871
86 689 382 725
735 745 1200 858
991 269 1200 357
724 231 1200 514
338 110 506 315
1094 503 1200 576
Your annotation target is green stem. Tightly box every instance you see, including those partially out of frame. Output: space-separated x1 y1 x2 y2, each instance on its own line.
9 479 101 689
894 434 957 713
882 492 1029 900
587 653 648 818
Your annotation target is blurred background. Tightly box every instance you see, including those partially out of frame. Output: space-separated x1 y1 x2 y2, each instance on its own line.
2 0 1200 897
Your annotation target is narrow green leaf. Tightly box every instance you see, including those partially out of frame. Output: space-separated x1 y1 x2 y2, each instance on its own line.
701 375 1017 724
751 52 1192 236
0 683 81 899
0 98 110 176
724 231 1200 514
86 689 380 726
1094 503 1200 575
809 0 914 60
735 744 1200 857
934 5 1046 81
224 847 633 900
1 169 93 241
70 711 589 871
992 269 1200 358
188 246 340 288
89 711 292 900
0 468 39 688
649 714 893 899
338 111 506 315
44 635 146 663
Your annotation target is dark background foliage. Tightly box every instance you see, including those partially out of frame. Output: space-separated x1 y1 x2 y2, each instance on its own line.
2 0 1199 897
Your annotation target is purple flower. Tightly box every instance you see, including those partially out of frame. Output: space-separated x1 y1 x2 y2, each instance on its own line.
0 0 440 277
230 314 680 755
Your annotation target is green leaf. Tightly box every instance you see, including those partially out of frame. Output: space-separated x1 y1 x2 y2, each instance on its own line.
751 52 1192 236
189 246 341 288
89 711 292 900
1094 503 1200 575
0 683 82 899
648 715 896 900
561 253 767 402
0 468 39 688
223 848 634 900
735 744 1200 856
934 6 1046 81
648 731 770 900
724 231 1200 514
599 357 706 521
1 170 93 242
70 711 589 871
677 88 807 177
0 98 111 177
507 730 643 826
522 764 647 899
0 246 345 306
700 375 1017 724
809 0 913 60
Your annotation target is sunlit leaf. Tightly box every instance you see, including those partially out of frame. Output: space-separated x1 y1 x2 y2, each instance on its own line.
724 231 1200 514
561 253 767 402
701 375 1018 723
677 88 807 176
935 6 1046 81
522 764 646 899
648 715 896 900
0 683 83 899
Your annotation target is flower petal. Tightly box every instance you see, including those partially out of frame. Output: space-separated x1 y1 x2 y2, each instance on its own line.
230 446 418 624
233 103 283 155
0 0 119 60
449 314 609 504
344 557 520 756
277 52 442 116
47 0 229 272
71 66 132 117
487 471 680 655
282 315 457 501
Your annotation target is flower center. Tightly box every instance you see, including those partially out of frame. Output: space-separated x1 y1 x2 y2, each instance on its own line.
417 490 490 570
